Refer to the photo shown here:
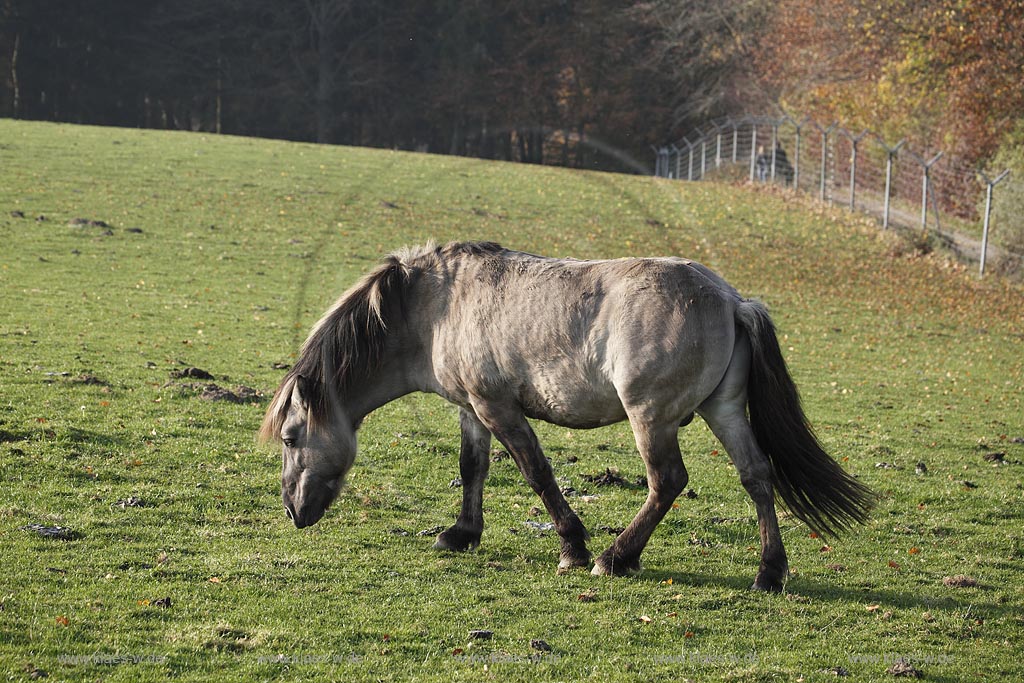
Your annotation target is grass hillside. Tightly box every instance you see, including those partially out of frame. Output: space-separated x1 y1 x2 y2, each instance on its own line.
1 120 1022 682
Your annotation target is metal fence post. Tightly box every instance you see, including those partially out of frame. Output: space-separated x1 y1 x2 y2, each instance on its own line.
811 122 837 202
732 122 739 163
878 138 906 230
906 151 944 237
838 129 869 210
749 124 758 182
793 120 806 189
921 152 942 237
979 169 1011 276
770 123 779 181
715 129 722 169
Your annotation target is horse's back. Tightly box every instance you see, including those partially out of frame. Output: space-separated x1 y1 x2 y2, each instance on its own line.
421 246 739 427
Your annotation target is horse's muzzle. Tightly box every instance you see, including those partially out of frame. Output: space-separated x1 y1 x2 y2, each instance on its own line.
285 502 324 528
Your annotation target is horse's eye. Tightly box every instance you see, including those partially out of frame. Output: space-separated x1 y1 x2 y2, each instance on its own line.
283 438 296 448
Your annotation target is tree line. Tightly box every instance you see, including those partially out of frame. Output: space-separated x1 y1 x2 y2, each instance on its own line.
2 0 1019 174
1 0 757 172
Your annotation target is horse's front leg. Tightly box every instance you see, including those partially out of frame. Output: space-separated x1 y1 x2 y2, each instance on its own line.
435 407 491 552
470 400 591 573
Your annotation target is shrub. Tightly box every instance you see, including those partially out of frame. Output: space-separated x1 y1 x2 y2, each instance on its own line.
983 121 1024 255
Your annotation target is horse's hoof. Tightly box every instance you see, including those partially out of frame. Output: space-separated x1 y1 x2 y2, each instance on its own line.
557 552 591 575
591 552 642 577
433 526 480 552
750 563 787 592
750 576 784 593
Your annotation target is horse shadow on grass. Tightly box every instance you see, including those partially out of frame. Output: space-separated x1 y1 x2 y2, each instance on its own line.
636 566 1003 616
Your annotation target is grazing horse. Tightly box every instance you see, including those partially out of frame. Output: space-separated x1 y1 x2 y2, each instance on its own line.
260 241 873 591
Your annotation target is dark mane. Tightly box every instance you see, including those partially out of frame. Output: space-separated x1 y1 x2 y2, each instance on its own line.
259 253 411 441
259 241 503 442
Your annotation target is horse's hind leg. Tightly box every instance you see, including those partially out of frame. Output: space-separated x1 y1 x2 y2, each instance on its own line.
470 400 591 572
435 408 491 552
699 335 789 591
592 418 688 576
702 407 788 591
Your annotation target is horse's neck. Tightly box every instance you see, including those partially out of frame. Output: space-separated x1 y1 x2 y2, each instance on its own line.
342 341 425 422
340 273 438 421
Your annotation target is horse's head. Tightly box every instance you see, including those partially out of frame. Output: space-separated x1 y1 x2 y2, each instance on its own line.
263 375 357 528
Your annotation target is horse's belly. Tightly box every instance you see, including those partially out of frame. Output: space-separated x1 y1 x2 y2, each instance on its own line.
520 369 626 430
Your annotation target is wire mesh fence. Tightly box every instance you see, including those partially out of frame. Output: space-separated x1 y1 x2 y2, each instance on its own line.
654 115 1015 276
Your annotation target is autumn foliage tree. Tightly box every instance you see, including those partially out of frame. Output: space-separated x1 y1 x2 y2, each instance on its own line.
754 0 1024 169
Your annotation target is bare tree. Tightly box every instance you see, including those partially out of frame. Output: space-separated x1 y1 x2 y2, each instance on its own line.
633 0 772 125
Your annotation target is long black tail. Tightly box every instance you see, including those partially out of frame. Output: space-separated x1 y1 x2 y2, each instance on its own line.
737 300 875 537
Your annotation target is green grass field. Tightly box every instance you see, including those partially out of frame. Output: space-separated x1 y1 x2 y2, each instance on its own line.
2 120 1023 682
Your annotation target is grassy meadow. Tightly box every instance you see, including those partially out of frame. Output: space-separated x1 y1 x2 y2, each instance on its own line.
1 119 1023 681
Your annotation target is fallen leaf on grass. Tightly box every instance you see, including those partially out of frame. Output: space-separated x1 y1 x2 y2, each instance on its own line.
638 615 652 624
888 561 901 570
170 367 214 380
578 589 598 603
822 666 850 676
55 616 69 626
886 658 922 678
21 524 76 540
24 664 47 680
942 574 978 588
866 604 881 612
908 547 920 555
582 468 629 487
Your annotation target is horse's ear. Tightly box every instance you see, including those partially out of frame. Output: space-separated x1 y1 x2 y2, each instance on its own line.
293 375 312 411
